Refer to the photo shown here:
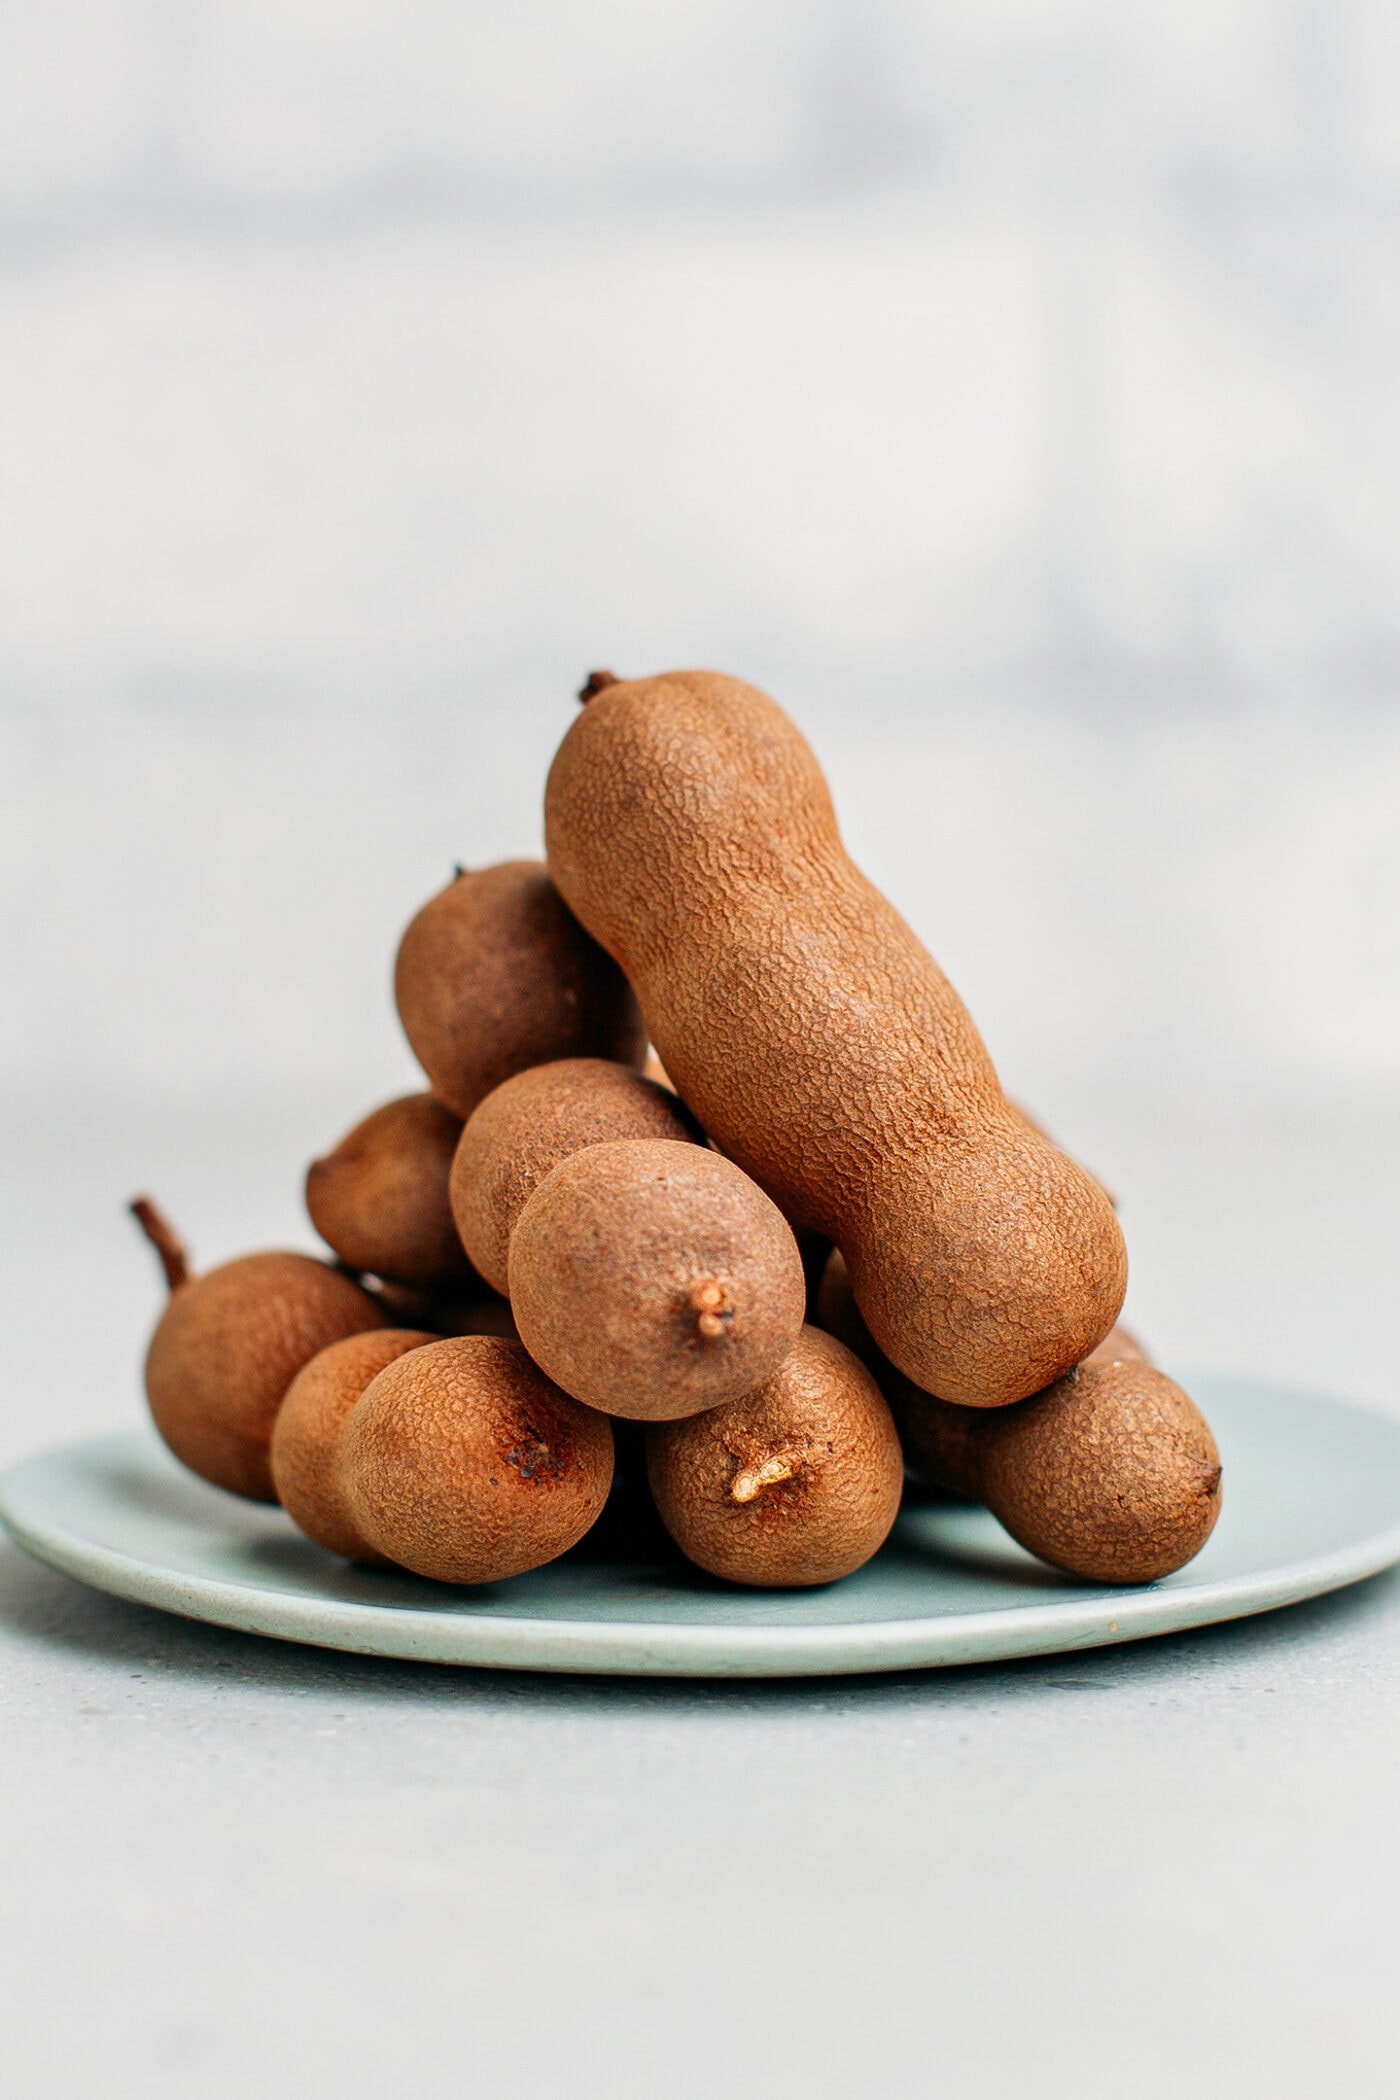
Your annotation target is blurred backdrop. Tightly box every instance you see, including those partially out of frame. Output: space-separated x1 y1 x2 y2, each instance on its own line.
2 3 1397 1436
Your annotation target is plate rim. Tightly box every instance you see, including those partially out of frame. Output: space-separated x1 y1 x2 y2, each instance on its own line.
3 1374 1399 1679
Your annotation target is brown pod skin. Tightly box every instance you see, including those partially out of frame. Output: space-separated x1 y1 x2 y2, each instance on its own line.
816 1238 1143 1378
339 1337 614 1583
898 1323 1150 1501
394 861 647 1119
817 1246 1152 1507
131 1201 387 1502
451 1057 702 1295
977 1361 1222 1584
545 671 1127 1406
646 1326 904 1588
508 1139 807 1422
270 1328 434 1561
1009 1098 1117 1210
306 1092 474 1290
815 1247 979 1497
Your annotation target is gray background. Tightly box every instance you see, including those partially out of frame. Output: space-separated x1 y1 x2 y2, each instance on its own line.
2 7 1397 2096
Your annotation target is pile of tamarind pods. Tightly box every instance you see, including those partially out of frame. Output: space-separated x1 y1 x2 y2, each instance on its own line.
132 670 1222 1591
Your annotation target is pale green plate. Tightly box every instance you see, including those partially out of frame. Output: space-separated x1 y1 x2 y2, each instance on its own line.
2 1371 1398 1677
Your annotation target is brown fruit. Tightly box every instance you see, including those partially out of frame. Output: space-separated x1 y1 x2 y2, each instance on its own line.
820 1246 1145 1398
896 1321 1151 1501
393 860 647 1119
817 1245 1146 1488
508 1139 807 1421
338 1336 614 1583
815 1246 977 1496
976 1360 1222 1584
1009 1098 1117 1210
815 1248 1183 1561
130 1197 387 1502
306 1092 474 1290
545 671 1127 1406
450 1057 702 1294
270 1328 434 1561
646 1326 904 1587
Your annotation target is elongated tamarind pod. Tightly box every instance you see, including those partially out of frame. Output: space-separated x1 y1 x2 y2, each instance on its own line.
545 670 1127 1406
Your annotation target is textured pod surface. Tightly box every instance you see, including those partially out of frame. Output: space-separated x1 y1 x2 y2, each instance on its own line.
508 1139 807 1421
306 1092 473 1290
816 1246 1151 1504
452 1057 701 1294
814 1246 979 1494
271 1327 434 1561
393 860 647 1119
339 1336 614 1583
978 1360 1222 1584
545 671 1127 1406
646 1326 904 1587
144 1254 387 1501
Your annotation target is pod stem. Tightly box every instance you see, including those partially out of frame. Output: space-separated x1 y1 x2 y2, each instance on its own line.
689 1278 732 1341
730 1453 798 1504
577 669 620 704
129 1196 190 1293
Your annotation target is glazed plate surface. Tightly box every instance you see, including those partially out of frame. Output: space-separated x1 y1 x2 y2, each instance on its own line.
2 1370 1398 1677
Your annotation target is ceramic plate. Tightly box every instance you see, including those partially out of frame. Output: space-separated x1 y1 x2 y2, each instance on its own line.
2 1370 1398 1677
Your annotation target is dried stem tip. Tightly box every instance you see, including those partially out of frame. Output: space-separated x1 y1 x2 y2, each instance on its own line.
730 1454 798 1504
577 669 620 704
129 1196 191 1293
689 1279 731 1340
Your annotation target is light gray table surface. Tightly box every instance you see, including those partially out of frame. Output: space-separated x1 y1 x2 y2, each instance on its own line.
2 1089 1397 2100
